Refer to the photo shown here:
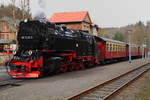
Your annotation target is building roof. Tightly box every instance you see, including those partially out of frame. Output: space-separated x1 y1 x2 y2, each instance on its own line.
49 11 89 23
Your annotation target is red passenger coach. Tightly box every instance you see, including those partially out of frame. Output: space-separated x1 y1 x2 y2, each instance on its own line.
127 44 147 58
127 44 139 58
138 46 143 57
95 37 127 62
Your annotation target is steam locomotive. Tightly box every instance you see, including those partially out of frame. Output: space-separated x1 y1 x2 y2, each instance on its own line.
7 20 147 78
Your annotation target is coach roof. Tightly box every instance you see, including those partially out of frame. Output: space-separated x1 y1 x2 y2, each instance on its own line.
95 36 126 44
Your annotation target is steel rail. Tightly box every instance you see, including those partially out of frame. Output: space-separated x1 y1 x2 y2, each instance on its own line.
68 63 150 100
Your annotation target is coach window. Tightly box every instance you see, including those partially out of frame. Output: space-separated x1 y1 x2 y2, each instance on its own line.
116 45 118 52
110 44 112 51
110 44 111 51
113 44 116 51
124 46 125 51
112 44 113 51
116 44 118 51
109 44 111 51
111 44 113 51
106 43 108 51
114 44 116 51
112 44 114 51
117 45 119 52
120 46 121 51
113 44 115 51
107 43 109 51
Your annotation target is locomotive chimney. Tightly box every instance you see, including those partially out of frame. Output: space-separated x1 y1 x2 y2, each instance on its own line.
34 0 47 23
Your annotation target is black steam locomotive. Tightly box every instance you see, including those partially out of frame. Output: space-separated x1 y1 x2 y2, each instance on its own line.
8 20 97 78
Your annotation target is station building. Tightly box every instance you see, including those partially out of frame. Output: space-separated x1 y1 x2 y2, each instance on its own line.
0 17 18 50
49 11 99 36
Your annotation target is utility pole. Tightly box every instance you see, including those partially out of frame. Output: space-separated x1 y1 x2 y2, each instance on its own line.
128 30 132 63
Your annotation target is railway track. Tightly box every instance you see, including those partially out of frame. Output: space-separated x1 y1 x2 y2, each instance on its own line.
68 63 150 100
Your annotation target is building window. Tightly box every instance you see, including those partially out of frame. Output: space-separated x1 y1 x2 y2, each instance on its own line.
7 34 9 39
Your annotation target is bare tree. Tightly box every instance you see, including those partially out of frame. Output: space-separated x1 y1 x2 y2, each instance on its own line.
10 0 16 19
20 0 25 19
27 0 30 16
20 0 30 19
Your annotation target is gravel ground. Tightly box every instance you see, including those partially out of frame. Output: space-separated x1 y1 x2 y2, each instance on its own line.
110 66 150 100
0 58 149 100
0 66 11 81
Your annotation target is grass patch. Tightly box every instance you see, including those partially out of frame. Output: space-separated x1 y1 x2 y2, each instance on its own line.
139 77 150 100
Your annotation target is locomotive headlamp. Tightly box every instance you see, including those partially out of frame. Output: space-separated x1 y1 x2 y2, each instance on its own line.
24 19 28 22
76 43 79 47
28 50 32 55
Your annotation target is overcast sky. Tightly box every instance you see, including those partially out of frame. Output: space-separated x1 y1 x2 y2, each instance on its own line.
1 0 150 27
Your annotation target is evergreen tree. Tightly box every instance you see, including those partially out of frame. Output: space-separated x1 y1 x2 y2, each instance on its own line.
113 32 125 42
